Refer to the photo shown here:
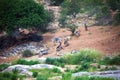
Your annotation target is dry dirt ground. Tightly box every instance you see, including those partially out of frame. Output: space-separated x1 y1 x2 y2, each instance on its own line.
0 26 120 62
42 26 120 57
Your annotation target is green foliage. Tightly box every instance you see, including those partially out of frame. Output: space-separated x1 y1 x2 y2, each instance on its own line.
0 63 10 71
62 72 72 80
52 68 61 73
106 0 120 11
102 54 120 65
30 68 61 79
63 49 102 64
61 0 81 17
59 0 81 27
66 23 78 35
0 71 25 80
45 58 65 66
0 0 53 34
22 50 34 57
12 59 40 65
32 71 38 78
12 68 19 74
113 12 120 25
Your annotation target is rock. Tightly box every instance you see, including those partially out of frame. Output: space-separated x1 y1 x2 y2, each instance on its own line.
71 50 79 54
39 48 49 55
72 70 120 80
3 64 64 76
2 65 32 76
72 72 89 77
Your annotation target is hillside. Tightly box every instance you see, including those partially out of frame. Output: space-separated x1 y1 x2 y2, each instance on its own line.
0 25 120 63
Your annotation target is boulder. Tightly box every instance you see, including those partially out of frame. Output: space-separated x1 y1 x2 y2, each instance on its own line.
3 64 64 76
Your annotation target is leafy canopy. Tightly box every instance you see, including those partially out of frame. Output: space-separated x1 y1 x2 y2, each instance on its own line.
0 0 53 34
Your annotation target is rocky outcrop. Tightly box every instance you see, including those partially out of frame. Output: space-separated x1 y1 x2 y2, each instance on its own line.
73 70 120 80
3 64 64 76
0 42 49 57
50 70 120 80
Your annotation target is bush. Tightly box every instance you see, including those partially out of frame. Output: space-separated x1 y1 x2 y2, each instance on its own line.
45 58 65 66
0 63 10 71
0 0 53 34
62 72 72 80
12 68 19 74
0 71 25 80
52 68 61 73
32 72 38 78
102 54 120 65
22 50 34 57
63 49 102 64
113 12 120 25
12 59 40 65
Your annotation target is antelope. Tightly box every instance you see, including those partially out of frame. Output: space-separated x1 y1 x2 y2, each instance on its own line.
56 42 63 52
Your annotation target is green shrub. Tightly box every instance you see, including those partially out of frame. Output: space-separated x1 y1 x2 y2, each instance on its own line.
2 72 12 78
45 58 65 66
0 71 25 80
12 68 19 74
11 74 18 80
22 50 34 57
61 63 65 68
32 72 38 78
63 49 102 64
102 54 120 65
62 72 72 80
0 0 53 34
52 68 61 73
0 63 10 71
12 59 40 65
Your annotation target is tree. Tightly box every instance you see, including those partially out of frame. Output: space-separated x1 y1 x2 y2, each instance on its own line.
59 0 80 35
0 0 53 34
61 0 81 18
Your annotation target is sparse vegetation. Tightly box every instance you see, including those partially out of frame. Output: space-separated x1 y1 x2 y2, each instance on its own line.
30 68 61 79
12 59 40 65
63 49 102 64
